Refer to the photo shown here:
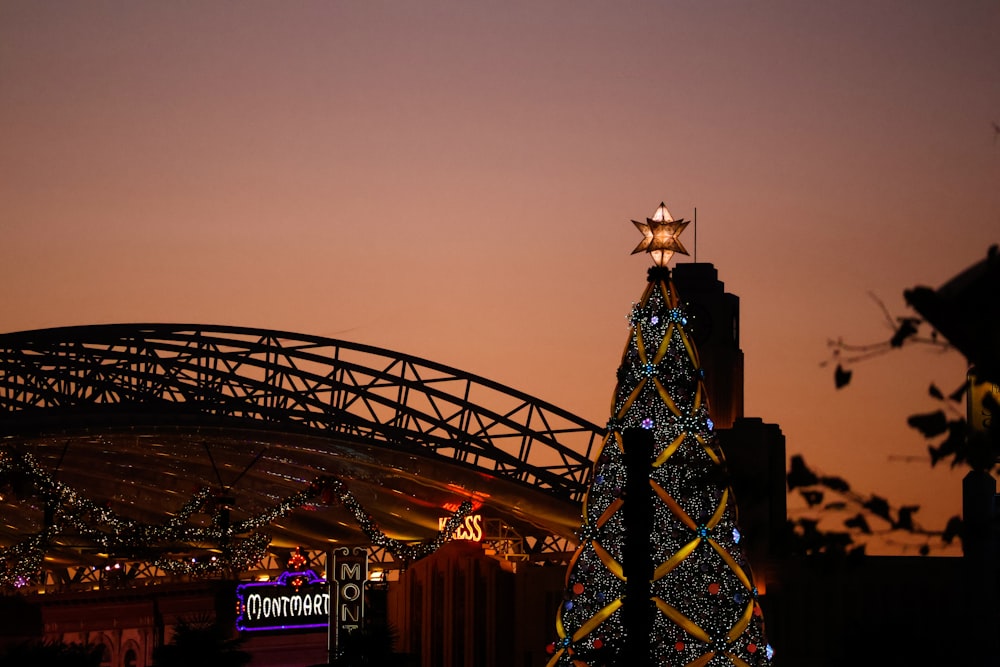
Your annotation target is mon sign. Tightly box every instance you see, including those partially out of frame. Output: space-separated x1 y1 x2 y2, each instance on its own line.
236 569 330 632
332 546 368 642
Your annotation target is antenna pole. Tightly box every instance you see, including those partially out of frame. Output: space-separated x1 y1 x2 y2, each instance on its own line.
693 207 698 263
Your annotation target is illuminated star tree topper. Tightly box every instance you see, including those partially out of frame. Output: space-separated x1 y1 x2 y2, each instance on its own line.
631 202 690 267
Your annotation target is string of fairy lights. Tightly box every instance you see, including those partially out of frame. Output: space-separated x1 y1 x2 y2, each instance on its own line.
0 448 472 589
547 266 773 666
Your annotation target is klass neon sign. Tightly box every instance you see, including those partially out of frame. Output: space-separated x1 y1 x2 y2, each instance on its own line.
439 514 484 542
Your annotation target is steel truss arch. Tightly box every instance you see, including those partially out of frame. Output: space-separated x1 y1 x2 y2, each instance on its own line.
0 323 601 503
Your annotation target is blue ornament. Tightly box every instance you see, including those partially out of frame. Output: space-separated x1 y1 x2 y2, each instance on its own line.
733 527 741 544
641 417 654 430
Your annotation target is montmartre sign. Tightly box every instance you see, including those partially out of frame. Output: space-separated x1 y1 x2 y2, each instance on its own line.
235 548 369 640
236 569 330 632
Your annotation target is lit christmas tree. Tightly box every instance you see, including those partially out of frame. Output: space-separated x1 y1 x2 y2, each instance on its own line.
546 203 773 667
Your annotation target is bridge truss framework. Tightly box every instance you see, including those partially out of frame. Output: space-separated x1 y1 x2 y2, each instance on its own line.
0 324 601 590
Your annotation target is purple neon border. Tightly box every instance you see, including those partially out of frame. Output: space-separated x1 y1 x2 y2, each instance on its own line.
235 569 329 632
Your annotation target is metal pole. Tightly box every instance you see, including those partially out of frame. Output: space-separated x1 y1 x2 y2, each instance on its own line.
622 427 655 667
693 207 698 263
327 549 337 664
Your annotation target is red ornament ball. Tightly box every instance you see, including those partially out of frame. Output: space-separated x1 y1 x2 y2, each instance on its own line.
675 641 685 651
546 643 555 655
748 643 758 653
593 638 603 649
708 582 720 595
572 582 585 595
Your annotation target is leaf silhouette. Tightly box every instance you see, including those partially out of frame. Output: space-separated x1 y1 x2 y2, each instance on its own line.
834 364 852 389
942 421 971 468
895 505 920 531
819 475 851 493
863 495 891 522
928 383 944 400
844 513 872 534
928 444 946 467
890 318 920 347
941 516 963 545
787 455 819 490
907 410 948 438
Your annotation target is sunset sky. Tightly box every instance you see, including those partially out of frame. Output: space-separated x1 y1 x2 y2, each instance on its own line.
2 2 998 553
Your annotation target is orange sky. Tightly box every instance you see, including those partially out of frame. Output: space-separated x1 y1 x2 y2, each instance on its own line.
2 2 998 554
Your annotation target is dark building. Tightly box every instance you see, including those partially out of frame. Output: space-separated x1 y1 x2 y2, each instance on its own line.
672 262 745 430
672 262 786 582
386 539 563 667
668 262 981 666
4 260 985 667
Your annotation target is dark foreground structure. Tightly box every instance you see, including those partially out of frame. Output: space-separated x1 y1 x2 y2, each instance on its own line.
2 257 995 666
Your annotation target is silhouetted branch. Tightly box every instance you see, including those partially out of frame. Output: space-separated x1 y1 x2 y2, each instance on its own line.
805 248 999 557
787 454 960 556
822 293 952 389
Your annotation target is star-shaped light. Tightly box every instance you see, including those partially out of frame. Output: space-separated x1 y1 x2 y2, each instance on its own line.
631 202 690 267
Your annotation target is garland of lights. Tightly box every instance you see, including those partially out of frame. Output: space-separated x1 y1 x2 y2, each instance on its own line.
150 532 273 576
0 529 58 589
324 477 474 564
0 448 473 588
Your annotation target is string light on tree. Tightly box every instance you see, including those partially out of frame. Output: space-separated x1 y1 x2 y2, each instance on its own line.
546 202 773 666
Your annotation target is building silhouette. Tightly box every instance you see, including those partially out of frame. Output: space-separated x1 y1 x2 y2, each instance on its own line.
2 261 988 667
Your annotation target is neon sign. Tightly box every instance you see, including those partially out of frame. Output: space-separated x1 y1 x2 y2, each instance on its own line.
332 546 367 639
969 372 999 434
236 569 330 632
438 513 483 542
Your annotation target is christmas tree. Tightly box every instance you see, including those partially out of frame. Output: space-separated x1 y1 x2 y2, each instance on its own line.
546 203 773 667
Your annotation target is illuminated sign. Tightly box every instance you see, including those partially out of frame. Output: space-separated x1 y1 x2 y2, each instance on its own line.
438 513 483 542
236 550 371 640
236 569 330 632
969 373 999 434
332 546 367 640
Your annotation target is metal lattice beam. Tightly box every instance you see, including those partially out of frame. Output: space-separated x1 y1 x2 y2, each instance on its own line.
0 324 601 503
